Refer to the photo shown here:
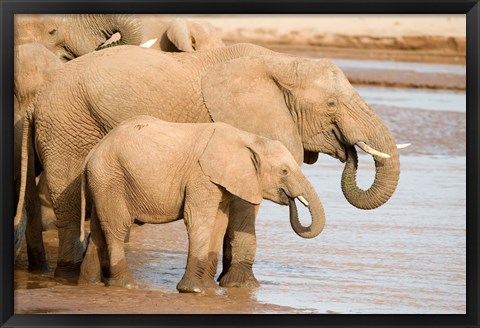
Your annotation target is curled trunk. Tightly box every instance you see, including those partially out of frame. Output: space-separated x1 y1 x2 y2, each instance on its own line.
341 141 400 210
69 14 143 56
288 179 325 239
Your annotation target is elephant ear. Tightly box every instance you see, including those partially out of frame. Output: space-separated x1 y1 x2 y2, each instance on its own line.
166 18 195 52
199 127 263 205
201 56 304 165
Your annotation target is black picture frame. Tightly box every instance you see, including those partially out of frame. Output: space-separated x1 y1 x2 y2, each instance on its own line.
1 1 478 327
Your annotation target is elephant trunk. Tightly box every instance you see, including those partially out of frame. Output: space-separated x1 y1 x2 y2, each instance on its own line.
92 14 143 50
341 120 400 209
68 14 143 56
288 177 325 239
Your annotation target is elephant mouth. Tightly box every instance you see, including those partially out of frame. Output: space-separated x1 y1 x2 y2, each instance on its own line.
331 127 348 163
304 128 347 163
281 189 309 207
279 189 290 205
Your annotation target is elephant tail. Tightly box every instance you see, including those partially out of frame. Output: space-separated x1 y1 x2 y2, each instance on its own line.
14 111 33 228
79 162 88 243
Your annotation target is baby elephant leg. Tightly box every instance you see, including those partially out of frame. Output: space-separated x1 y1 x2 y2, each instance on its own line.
78 206 104 285
99 202 136 289
177 202 228 293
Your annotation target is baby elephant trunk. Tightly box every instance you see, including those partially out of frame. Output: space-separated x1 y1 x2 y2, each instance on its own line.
288 177 325 239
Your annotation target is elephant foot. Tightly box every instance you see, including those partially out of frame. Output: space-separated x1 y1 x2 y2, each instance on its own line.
106 261 137 289
77 275 103 286
176 275 217 293
107 275 138 289
27 247 51 273
28 260 51 273
218 264 259 288
54 261 82 282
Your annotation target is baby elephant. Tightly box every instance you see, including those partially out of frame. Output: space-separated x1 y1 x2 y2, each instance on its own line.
78 115 325 293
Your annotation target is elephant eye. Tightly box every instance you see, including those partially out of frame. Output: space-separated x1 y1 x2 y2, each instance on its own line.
281 168 289 176
327 98 337 107
48 29 57 35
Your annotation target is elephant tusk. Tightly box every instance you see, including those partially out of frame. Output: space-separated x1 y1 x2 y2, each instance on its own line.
140 38 158 48
297 195 309 207
356 141 391 159
397 143 411 150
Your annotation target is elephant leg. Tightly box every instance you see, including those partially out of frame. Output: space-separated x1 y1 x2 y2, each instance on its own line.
51 175 89 281
105 235 136 289
177 203 222 293
218 197 260 288
202 201 229 283
78 206 104 285
99 201 136 289
25 167 50 272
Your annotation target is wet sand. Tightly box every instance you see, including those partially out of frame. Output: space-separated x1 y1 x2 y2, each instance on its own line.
13 15 466 314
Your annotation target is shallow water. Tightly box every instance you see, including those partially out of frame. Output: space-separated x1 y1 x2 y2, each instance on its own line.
14 59 466 314
357 86 466 113
332 58 466 75
117 154 465 314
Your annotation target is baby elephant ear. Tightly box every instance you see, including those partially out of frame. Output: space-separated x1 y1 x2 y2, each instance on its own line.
199 128 263 205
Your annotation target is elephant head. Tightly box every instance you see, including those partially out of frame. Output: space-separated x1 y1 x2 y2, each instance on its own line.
202 55 402 210
199 124 325 238
15 14 143 61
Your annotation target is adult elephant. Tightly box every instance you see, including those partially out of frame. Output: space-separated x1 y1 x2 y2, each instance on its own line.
18 43 403 285
13 43 64 270
137 15 225 52
14 14 143 61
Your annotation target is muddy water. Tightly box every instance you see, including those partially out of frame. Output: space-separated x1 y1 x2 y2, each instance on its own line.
14 61 466 314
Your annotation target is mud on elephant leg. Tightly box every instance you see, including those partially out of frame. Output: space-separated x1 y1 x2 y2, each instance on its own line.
177 203 228 293
78 208 103 286
105 236 136 289
53 177 89 281
218 197 260 288
25 172 50 272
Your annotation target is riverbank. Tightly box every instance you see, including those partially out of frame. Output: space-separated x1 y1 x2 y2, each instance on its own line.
206 15 466 64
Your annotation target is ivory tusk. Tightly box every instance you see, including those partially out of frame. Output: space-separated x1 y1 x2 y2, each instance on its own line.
356 141 391 159
297 195 309 207
140 38 158 48
397 143 411 150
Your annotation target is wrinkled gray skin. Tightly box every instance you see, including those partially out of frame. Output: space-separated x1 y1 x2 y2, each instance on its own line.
19 43 400 285
15 14 143 62
137 16 225 52
14 13 143 269
13 43 64 270
78 116 325 293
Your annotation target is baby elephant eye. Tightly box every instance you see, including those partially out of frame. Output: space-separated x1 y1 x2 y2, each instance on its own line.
327 98 337 107
281 168 289 176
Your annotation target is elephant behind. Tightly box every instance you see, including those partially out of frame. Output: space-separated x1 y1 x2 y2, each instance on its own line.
18 43 403 286
137 15 225 52
78 116 325 293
